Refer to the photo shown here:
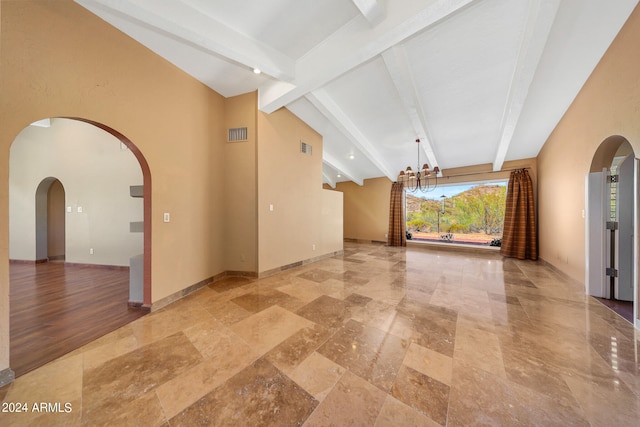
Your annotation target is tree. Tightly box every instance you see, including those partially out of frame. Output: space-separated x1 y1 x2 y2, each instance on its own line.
450 185 506 234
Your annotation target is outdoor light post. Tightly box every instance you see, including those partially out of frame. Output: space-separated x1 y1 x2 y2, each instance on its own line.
437 195 446 234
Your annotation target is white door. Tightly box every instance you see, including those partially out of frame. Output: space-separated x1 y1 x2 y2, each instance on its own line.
586 170 608 298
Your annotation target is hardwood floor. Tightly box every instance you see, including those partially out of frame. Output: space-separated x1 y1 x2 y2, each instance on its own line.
9 262 147 377
594 296 634 323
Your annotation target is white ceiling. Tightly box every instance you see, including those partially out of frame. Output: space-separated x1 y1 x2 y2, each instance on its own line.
75 0 639 187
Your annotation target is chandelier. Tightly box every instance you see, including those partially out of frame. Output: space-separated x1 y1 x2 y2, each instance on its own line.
398 138 440 193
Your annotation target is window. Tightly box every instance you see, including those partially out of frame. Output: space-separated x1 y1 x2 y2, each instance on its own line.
405 181 507 246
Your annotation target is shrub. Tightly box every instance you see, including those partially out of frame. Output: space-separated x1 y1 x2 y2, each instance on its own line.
448 223 469 233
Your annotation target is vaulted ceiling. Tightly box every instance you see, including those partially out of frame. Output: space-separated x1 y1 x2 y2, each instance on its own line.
75 0 639 187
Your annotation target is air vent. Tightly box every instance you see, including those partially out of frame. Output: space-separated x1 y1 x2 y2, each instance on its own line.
300 141 312 155
228 127 248 142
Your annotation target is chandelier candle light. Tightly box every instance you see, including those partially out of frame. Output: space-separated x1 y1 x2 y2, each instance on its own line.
398 138 440 192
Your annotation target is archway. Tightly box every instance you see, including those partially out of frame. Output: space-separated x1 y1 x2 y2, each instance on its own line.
66 117 152 308
10 117 151 306
8 117 152 376
35 177 66 262
586 136 638 327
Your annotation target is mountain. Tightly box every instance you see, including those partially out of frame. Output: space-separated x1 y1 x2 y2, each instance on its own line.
406 185 505 213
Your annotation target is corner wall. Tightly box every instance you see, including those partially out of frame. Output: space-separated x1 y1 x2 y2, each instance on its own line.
224 92 258 273
257 108 343 273
537 2 640 285
334 177 393 242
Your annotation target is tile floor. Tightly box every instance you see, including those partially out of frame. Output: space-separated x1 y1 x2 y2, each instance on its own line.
1 242 639 426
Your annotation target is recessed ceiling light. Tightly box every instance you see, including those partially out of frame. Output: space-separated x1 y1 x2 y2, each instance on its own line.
253 68 261 74
337 174 341 178
349 154 355 159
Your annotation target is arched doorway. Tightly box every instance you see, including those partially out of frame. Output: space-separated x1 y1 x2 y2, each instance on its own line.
35 177 66 262
8 117 152 376
586 136 638 327
67 117 153 308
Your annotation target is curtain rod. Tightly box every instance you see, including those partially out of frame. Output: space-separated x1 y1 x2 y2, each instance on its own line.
439 167 531 180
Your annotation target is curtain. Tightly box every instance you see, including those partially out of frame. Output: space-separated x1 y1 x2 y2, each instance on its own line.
388 182 406 247
501 169 537 260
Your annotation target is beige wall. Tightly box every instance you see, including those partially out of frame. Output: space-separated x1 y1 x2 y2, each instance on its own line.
0 0 5 378
335 177 393 242
0 0 228 370
537 2 640 288
257 108 343 273
224 92 258 273
320 190 344 255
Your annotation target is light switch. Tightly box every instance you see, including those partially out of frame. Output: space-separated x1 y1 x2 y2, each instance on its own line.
77 206 83 213
67 206 72 213
163 212 170 223
269 204 274 212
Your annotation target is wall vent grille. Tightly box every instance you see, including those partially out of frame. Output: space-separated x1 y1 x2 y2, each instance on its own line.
228 127 248 142
300 141 312 155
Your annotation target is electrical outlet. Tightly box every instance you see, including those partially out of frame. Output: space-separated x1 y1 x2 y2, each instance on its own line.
312 244 316 251
89 248 94 255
